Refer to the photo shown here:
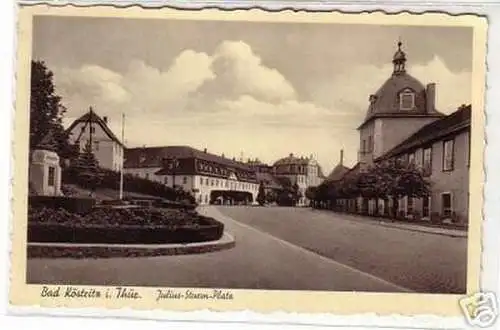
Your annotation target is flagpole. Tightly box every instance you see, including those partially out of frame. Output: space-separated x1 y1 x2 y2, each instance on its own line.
119 113 125 200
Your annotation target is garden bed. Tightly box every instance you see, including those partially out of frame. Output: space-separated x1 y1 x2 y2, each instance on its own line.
27 207 224 244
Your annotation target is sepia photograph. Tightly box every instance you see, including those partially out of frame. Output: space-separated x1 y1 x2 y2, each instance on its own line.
8 5 488 317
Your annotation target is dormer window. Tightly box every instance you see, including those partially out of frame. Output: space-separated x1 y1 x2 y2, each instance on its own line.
399 89 415 110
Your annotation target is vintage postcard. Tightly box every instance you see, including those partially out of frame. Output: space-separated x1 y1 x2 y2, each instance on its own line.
8 3 489 323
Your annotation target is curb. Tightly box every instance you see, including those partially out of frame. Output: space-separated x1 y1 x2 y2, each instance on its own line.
312 209 467 238
377 222 467 238
27 233 236 259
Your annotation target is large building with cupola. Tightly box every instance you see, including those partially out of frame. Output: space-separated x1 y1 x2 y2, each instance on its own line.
326 41 471 225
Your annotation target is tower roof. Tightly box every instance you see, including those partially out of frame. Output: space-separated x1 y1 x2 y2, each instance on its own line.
358 41 445 129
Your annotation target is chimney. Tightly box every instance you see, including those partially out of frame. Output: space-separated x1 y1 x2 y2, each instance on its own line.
289 153 293 158
340 149 344 166
203 148 207 153
103 116 108 124
426 83 436 113
221 153 225 158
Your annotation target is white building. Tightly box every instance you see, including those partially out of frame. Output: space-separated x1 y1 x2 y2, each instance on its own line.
65 109 124 172
124 146 260 205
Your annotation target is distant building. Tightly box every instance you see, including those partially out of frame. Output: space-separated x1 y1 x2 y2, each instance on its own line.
325 150 350 183
65 108 124 171
272 153 325 206
124 146 260 205
334 41 471 225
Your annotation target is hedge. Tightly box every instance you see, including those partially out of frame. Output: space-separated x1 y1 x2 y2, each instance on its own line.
28 196 95 214
28 216 224 244
62 166 196 204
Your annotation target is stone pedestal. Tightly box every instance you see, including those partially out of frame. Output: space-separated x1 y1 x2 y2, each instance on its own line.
29 149 62 196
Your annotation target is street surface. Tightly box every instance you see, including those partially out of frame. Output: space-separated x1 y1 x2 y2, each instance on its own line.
27 206 467 293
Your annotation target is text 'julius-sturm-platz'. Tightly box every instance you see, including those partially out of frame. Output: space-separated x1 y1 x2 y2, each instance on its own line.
26 15 472 295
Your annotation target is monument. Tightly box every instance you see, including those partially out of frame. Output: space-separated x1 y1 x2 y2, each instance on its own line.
29 130 62 196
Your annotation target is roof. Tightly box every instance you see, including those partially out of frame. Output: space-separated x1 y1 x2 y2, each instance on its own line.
124 145 252 171
273 153 311 166
358 73 444 130
66 110 124 147
326 163 351 182
358 42 445 129
378 104 471 160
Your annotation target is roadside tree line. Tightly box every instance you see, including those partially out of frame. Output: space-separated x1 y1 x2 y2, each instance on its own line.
305 160 432 220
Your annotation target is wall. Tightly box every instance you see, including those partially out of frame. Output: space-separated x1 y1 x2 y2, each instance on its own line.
427 130 470 223
392 129 469 224
358 121 375 164
378 117 438 159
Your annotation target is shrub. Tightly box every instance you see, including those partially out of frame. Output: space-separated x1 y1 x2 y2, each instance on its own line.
29 196 95 214
27 207 224 244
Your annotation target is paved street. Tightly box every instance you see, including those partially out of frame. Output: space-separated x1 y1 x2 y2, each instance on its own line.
27 206 467 293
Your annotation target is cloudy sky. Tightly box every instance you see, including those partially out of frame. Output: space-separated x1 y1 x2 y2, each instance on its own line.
32 16 473 174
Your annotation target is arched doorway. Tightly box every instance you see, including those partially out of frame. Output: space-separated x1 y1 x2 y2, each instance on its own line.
210 190 253 205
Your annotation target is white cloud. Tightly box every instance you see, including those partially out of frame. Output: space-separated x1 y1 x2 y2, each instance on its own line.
53 41 471 174
206 41 297 103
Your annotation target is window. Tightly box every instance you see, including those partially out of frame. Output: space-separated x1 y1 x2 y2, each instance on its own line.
422 196 431 218
211 179 214 186
164 176 168 185
205 178 209 185
199 177 203 185
204 195 208 204
183 177 187 185
442 139 455 171
145 173 149 180
361 140 366 153
441 193 452 217
94 141 99 151
80 127 85 132
400 91 415 110
423 147 432 176
225 181 228 188
91 127 96 134
48 166 55 187
368 136 373 152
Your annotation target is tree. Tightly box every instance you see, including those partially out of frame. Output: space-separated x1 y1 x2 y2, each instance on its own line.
292 182 301 204
73 142 102 192
30 60 72 161
257 182 266 206
363 159 431 217
305 186 317 207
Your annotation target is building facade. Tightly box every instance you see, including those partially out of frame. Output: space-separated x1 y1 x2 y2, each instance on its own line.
375 105 471 224
124 146 260 205
66 109 124 172
272 153 325 206
335 41 471 225
357 42 445 169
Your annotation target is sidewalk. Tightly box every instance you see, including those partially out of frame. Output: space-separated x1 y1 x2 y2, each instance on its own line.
316 210 468 238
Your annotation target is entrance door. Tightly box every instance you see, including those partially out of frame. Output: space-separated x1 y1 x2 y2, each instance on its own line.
422 196 431 218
